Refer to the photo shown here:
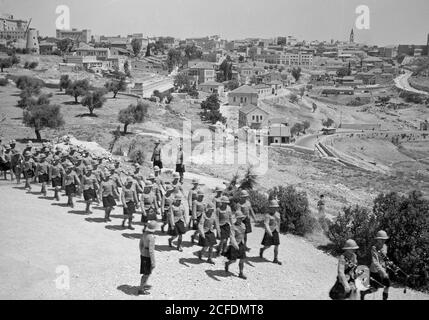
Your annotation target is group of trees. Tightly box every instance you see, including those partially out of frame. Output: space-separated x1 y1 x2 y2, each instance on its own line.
15 76 65 141
291 67 302 82
290 120 311 137
173 73 198 98
0 54 20 72
322 117 335 128
105 76 127 98
200 93 226 125
217 56 233 82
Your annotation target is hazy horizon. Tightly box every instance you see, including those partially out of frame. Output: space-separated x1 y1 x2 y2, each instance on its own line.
1 0 428 46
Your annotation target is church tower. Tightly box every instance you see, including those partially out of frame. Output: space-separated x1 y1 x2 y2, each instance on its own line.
350 28 354 43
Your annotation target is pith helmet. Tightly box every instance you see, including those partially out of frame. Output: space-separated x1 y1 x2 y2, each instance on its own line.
375 230 389 240
269 199 280 208
192 178 199 184
240 190 249 197
342 239 359 250
146 221 157 233
172 172 180 179
153 166 160 172
215 186 223 192
174 194 182 201
220 196 230 203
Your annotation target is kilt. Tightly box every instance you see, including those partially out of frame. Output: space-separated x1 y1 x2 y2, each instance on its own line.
83 188 96 201
243 217 252 234
329 278 352 300
175 164 185 173
169 220 186 236
123 201 136 216
102 195 116 208
38 173 49 183
261 230 280 246
142 207 157 222
65 183 76 196
0 162 11 171
140 256 152 275
153 160 163 169
370 272 391 289
191 215 202 231
223 242 246 261
51 176 62 188
24 169 34 179
220 223 231 240
198 231 217 247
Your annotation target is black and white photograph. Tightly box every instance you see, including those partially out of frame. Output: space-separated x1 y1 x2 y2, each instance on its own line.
0 0 428 304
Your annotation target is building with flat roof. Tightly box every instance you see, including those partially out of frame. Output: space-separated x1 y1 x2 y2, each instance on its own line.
228 85 259 106
0 13 29 40
56 28 91 43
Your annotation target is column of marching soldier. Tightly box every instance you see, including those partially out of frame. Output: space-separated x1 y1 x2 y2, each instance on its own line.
0 137 394 298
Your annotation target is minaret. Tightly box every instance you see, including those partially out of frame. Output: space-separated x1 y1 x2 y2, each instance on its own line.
350 28 354 43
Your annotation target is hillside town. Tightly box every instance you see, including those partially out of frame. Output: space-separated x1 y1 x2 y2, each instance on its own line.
0 2 428 302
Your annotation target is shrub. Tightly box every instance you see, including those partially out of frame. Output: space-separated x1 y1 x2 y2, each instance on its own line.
129 148 146 165
16 76 44 94
373 191 429 289
268 185 316 236
0 78 8 86
248 189 270 215
24 61 38 69
326 205 378 264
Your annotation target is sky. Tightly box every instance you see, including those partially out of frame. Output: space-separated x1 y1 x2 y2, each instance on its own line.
1 0 428 46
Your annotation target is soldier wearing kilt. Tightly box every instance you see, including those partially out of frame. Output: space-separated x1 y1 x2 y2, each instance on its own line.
360 230 391 300
82 166 99 214
191 190 206 244
138 221 157 295
147 172 162 209
168 194 188 252
1 145 12 180
329 239 359 300
35 154 49 196
21 151 35 191
197 203 220 264
187 178 200 211
49 156 65 201
108 165 123 201
131 164 145 194
260 200 282 265
151 140 163 169
175 144 185 184
121 177 139 230
140 182 159 229
9 140 22 183
63 163 81 208
216 196 233 256
236 190 257 252
99 170 118 222
224 210 248 280
171 172 185 197
160 184 175 233
73 156 86 198
213 186 224 209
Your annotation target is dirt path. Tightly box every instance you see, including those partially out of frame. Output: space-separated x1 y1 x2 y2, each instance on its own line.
1 180 427 300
